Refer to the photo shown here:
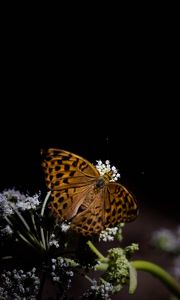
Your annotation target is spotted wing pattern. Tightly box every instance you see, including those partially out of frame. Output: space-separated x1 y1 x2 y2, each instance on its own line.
41 148 99 221
104 182 138 228
69 183 138 235
41 148 99 190
70 189 105 235
41 148 138 235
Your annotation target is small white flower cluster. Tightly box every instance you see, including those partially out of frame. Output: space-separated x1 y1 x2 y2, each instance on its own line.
0 267 40 300
99 224 124 242
96 281 113 300
51 258 74 288
99 227 119 242
83 279 113 300
95 160 120 182
0 189 40 217
0 224 13 236
0 193 13 216
49 233 60 248
60 221 71 232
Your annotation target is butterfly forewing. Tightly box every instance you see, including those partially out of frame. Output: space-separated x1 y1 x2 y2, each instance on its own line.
41 148 99 190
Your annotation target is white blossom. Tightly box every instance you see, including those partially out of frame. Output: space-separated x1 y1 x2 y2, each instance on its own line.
0 189 41 217
99 227 119 242
49 234 60 248
0 225 13 235
61 222 71 232
99 224 124 242
0 267 40 299
50 257 74 288
83 279 113 300
95 160 120 182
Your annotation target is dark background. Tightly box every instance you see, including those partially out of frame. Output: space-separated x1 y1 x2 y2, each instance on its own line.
0 12 179 299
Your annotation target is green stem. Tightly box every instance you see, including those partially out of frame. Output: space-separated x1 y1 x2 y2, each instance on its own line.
5 215 44 252
6 207 30 232
30 211 38 234
87 240 105 260
41 191 51 217
132 260 180 299
40 191 51 250
95 262 109 271
85 275 95 284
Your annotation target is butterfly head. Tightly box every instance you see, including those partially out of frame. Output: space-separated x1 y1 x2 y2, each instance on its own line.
95 170 113 190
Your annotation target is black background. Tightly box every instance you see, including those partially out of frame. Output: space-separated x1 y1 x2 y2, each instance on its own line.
0 9 179 300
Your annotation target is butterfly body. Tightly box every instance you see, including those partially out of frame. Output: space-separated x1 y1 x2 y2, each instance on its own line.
41 148 138 235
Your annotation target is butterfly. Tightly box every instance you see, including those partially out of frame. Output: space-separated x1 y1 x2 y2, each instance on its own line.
41 148 138 236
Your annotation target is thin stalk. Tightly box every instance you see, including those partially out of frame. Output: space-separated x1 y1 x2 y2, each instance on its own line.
30 212 44 248
9 204 31 232
41 191 51 217
87 240 106 260
17 231 39 250
95 263 109 271
85 275 96 284
30 211 38 233
5 215 44 251
40 225 46 250
40 191 51 250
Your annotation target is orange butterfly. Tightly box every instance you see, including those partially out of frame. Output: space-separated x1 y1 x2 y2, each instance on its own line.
41 148 138 235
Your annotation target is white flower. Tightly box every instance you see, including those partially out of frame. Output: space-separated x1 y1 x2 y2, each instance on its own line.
61 222 71 232
50 257 74 287
0 268 40 298
95 160 121 182
1 225 13 235
0 189 41 217
49 234 60 248
83 279 113 300
99 227 119 242
0 193 13 216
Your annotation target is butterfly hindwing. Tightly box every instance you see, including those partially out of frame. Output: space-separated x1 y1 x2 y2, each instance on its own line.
49 185 95 220
71 190 105 235
104 182 138 227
